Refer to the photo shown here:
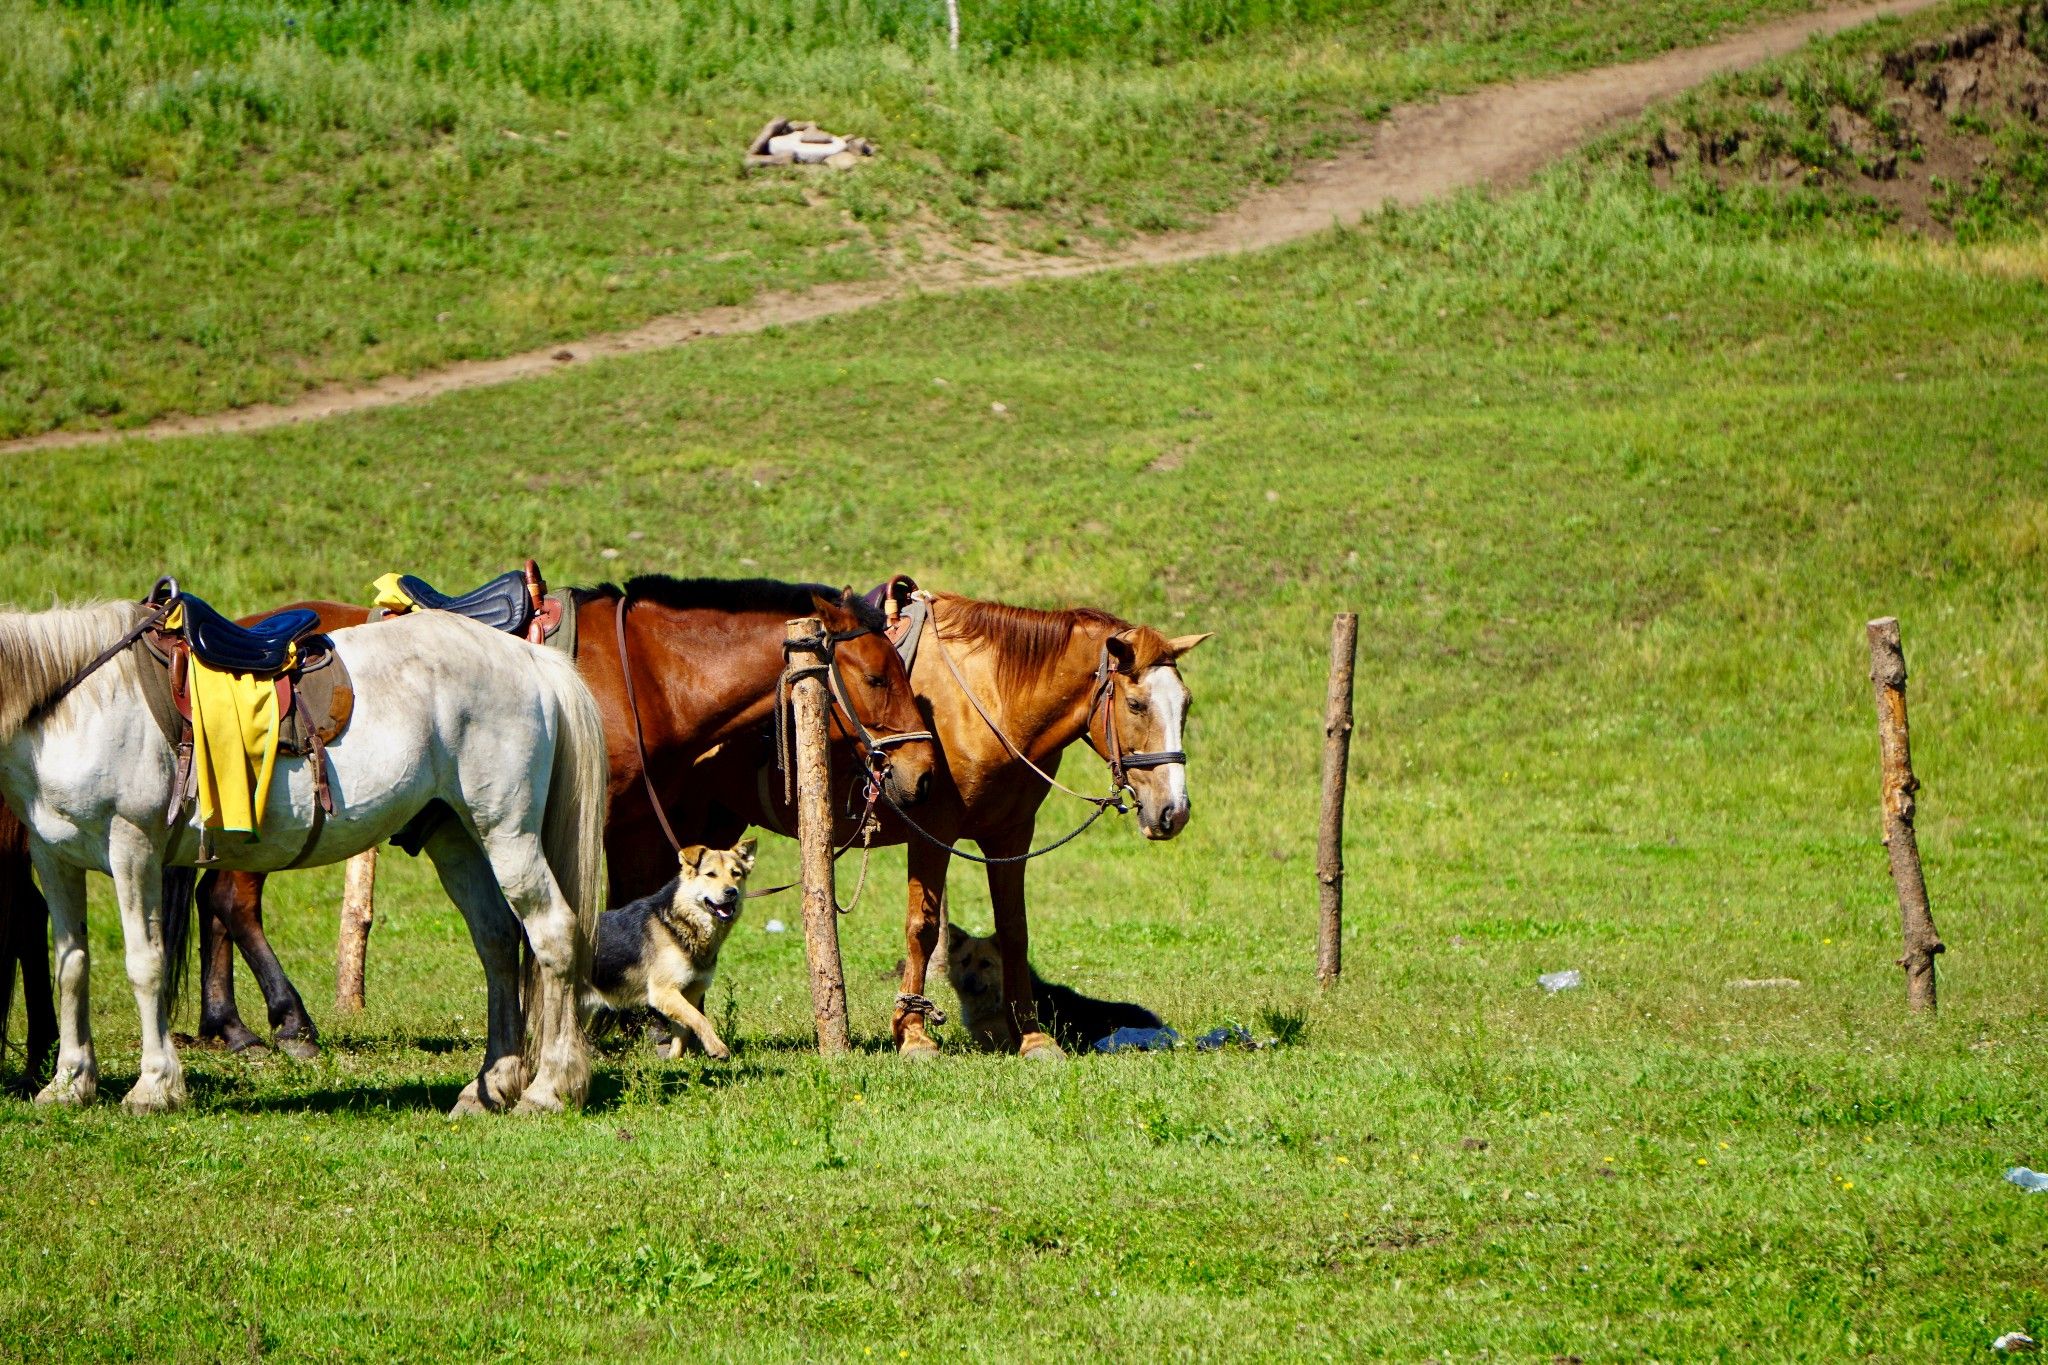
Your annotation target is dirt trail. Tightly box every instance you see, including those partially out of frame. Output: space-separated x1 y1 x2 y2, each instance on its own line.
8 0 1942 455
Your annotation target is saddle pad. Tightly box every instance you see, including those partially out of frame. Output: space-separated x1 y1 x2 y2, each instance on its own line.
542 589 577 658
187 656 285 838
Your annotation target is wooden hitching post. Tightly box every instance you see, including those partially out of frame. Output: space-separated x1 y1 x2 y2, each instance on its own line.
1866 616 1944 1014
787 617 852 1054
1317 612 1359 985
334 847 378 1014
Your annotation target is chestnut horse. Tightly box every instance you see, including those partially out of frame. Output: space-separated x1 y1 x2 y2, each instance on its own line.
691 590 1209 1059
151 576 935 1057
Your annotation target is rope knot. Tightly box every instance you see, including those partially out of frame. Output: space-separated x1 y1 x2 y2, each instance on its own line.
896 992 947 1026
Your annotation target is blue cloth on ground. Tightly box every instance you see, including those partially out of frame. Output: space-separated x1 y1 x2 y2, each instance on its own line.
1196 1025 1256 1052
1092 1026 1180 1053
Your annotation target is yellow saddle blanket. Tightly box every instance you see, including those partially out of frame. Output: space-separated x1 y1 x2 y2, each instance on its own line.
169 605 294 838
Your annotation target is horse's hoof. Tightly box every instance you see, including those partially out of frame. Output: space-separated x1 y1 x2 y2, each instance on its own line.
121 1075 185 1115
448 1087 493 1118
1018 1033 1066 1062
512 1087 564 1116
898 1037 941 1061
276 1035 321 1062
34 1070 96 1107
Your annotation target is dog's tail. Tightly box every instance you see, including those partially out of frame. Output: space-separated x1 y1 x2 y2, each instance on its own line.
524 650 608 1107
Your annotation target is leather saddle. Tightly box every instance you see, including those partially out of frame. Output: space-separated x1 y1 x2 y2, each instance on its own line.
864 574 927 669
379 560 562 645
142 579 354 861
178 593 321 673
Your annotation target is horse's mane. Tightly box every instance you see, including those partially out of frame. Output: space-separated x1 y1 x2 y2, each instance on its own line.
933 594 1166 694
0 601 148 742
580 576 885 634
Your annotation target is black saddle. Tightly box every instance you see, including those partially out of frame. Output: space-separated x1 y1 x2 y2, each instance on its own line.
396 570 533 637
179 594 321 673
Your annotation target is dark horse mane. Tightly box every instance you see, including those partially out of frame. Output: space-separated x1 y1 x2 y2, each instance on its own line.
934 593 1163 694
579 576 885 634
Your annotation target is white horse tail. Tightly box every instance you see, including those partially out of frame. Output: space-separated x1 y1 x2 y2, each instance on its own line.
523 656 608 1084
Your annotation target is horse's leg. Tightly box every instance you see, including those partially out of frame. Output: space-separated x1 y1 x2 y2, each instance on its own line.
984 826 1061 1061
421 824 527 1116
31 854 95 1105
894 834 952 1059
15 867 55 1089
217 872 320 1059
479 830 587 1115
196 871 265 1055
107 829 185 1112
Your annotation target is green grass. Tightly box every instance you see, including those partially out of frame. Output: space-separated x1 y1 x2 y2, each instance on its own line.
7 4 2048 1359
0 0 1833 439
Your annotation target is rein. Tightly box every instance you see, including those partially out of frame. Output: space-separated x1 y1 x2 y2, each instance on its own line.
28 584 180 727
614 594 689 861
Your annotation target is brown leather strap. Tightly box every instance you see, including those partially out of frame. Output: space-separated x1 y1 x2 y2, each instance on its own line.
614 595 685 862
29 596 175 727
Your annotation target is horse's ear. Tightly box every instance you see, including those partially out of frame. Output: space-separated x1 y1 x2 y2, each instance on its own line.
1105 632 1139 675
1165 632 1213 658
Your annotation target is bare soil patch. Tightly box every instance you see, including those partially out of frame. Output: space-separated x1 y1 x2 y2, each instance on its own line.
1641 5 2048 235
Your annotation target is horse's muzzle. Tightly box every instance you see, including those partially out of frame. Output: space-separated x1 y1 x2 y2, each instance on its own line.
1139 796 1191 841
886 765 932 808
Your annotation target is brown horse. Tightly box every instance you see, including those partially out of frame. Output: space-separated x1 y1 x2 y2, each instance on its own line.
691 590 1210 1060
169 576 935 1057
0 804 53 1094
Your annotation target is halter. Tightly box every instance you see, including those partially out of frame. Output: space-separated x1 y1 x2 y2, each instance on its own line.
775 626 935 806
613 592 932 869
1084 643 1187 793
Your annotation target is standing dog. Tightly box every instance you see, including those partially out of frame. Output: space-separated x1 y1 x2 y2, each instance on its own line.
586 840 755 1060
941 923 1164 1053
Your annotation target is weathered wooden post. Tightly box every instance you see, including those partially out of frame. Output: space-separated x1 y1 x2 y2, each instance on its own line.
787 618 852 1054
1317 612 1359 985
1866 617 1944 1014
334 847 379 1013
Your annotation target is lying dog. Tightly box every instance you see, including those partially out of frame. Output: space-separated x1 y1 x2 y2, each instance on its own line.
585 839 755 1060
941 923 1164 1053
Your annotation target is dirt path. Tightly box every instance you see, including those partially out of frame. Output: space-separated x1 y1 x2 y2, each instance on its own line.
8 0 1942 456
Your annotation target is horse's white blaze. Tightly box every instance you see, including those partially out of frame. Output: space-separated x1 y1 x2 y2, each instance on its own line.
1140 665 1190 810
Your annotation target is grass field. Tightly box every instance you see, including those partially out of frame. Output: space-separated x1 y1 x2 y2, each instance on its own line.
6 2 2048 1360
0 0 1835 439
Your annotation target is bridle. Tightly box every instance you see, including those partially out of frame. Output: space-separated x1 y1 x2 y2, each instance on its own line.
884 599 1190 867
1083 642 1187 792
613 592 932 868
775 626 934 807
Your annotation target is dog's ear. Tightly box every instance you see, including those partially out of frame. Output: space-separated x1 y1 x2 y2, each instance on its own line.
735 837 758 872
679 845 706 873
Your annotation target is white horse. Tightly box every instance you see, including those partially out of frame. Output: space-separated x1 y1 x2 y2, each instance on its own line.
0 604 606 1116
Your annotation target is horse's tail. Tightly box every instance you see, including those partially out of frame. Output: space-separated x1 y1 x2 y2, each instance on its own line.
524 654 608 1100
160 863 197 1011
